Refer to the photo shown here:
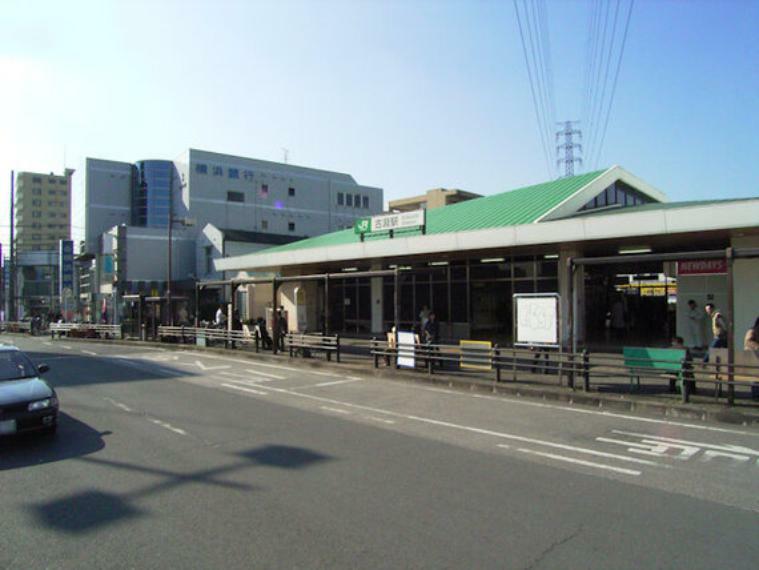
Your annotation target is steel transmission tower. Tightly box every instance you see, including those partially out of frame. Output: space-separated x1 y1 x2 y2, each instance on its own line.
556 121 582 177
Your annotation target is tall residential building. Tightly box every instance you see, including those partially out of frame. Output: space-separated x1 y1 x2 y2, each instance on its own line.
14 169 74 252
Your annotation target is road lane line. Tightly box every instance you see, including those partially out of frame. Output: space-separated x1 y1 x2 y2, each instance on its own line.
246 369 286 379
81 350 97 356
313 378 364 388
495 437 663 467
321 406 352 415
221 383 268 396
515 448 642 476
364 416 396 425
149 418 187 436
104 397 134 413
221 372 275 383
182 352 300 372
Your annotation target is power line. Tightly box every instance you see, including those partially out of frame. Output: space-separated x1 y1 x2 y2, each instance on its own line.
585 0 612 163
591 0 635 168
513 0 554 178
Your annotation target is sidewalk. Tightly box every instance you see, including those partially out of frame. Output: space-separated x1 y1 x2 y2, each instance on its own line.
21 333 759 428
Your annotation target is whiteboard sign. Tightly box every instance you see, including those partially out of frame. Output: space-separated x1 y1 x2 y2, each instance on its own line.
397 331 416 368
514 294 560 347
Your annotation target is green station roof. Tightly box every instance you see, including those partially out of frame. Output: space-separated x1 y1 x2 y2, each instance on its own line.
260 169 608 255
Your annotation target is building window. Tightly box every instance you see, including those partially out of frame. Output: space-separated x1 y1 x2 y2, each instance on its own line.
261 219 268 230
212 165 223 176
32 199 42 206
227 191 245 203
288 222 295 232
337 192 344 206
229 168 239 179
32 211 42 218
288 187 295 197
362 196 369 209
354 194 361 208
195 163 208 174
346 194 353 207
32 176 42 183
259 184 269 198
48 190 56 196
205 245 214 274
243 169 254 181
59 179 67 185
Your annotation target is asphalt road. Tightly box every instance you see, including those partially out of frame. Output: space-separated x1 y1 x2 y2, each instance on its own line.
1 335 757 569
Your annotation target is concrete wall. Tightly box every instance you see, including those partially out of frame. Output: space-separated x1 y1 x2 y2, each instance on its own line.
111 226 196 283
85 158 132 253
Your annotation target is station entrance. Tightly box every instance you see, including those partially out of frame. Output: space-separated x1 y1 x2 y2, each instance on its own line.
583 260 675 349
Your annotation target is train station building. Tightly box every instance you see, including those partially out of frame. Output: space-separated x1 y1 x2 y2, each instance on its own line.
211 166 759 351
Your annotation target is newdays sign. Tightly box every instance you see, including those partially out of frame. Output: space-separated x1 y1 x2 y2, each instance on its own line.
355 209 426 235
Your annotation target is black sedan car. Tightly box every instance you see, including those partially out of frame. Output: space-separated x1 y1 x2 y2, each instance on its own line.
0 344 58 436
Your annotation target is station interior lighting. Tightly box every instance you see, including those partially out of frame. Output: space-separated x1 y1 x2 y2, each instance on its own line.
618 246 652 255
480 257 505 263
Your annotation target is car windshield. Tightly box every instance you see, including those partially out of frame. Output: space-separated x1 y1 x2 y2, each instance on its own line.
0 351 38 381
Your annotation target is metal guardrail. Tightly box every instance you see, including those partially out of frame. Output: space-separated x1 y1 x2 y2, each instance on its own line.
0 321 32 333
369 339 759 405
158 325 266 352
49 323 124 339
286 333 341 362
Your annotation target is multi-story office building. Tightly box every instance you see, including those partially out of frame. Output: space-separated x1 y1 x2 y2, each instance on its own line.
81 149 383 323
15 169 74 253
389 188 481 213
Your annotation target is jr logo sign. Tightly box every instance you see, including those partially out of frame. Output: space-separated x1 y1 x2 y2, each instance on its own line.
354 218 370 234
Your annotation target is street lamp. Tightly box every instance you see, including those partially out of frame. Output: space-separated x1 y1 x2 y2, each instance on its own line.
167 215 195 326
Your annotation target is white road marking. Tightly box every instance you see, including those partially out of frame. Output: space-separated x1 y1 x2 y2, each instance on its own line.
364 416 396 425
515 448 642 476
596 437 700 461
182 351 300 372
495 437 663 467
416 382 759 437
313 378 364 388
220 371 275 383
194 360 230 372
308 370 343 377
82 350 97 356
610 430 759 456
43 341 53 346
60 345 72 350
104 397 133 413
221 383 268 396
321 406 352 415
246 369 285 380
149 418 187 436
231 380 656 474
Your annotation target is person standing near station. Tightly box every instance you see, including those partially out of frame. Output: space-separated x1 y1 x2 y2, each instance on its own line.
744 316 759 351
419 305 431 332
704 303 728 361
685 299 705 349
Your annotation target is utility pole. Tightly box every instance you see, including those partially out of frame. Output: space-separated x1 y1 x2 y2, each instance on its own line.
556 121 582 178
9 170 15 321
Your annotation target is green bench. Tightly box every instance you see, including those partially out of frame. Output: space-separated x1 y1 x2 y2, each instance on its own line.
623 347 688 398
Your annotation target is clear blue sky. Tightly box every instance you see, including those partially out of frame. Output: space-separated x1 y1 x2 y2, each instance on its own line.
1 0 757 248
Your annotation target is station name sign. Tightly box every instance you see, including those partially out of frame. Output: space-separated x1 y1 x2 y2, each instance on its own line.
677 259 727 276
354 209 426 236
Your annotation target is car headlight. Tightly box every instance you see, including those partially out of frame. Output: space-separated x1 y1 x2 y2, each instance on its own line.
28 397 58 412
